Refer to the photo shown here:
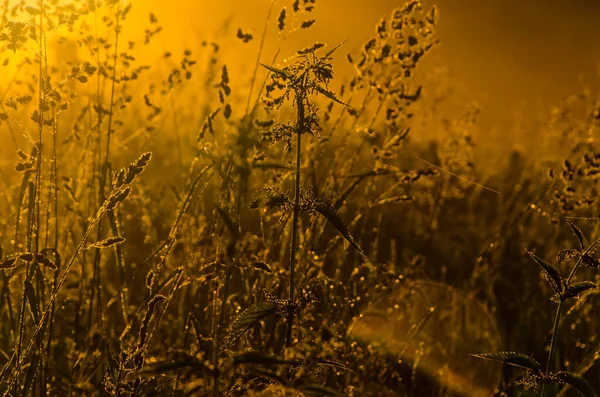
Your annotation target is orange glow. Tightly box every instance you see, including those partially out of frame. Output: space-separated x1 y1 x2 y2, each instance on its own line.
0 1 599 395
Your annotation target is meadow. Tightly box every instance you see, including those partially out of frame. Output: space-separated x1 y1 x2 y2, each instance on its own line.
0 0 599 396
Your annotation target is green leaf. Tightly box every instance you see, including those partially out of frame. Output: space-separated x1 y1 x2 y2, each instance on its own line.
565 219 586 250
526 250 563 295
471 352 542 372
260 63 290 79
563 281 597 300
314 200 366 258
554 371 597 397
221 302 277 351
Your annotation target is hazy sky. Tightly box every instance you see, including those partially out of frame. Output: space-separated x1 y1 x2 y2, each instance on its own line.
133 0 599 148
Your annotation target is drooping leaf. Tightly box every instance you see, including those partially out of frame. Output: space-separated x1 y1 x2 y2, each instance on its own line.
565 219 586 250
526 250 563 295
314 200 366 258
471 352 542 372
221 302 277 351
563 281 597 300
554 371 597 397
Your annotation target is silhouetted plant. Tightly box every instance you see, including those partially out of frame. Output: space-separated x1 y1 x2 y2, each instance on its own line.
473 219 598 397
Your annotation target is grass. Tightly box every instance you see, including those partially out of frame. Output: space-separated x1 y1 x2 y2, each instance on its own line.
0 0 599 396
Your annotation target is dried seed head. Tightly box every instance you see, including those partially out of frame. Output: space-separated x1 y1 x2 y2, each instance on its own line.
138 294 166 350
301 20 315 29
105 187 131 210
146 270 155 291
236 28 253 43
88 236 126 249
278 7 286 31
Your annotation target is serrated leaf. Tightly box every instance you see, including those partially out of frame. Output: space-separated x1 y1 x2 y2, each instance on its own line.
555 371 597 397
526 250 563 295
564 281 597 300
314 200 366 258
565 219 586 250
260 63 290 79
24 280 39 324
471 352 542 372
221 302 277 351
315 86 351 107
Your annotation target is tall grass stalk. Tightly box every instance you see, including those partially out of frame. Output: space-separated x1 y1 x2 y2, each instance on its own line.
286 90 306 347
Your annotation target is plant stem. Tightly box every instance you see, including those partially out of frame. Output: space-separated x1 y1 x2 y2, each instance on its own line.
540 239 600 396
541 301 563 397
286 92 304 347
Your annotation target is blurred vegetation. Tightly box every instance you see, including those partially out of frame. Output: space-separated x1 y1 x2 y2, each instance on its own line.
0 0 599 396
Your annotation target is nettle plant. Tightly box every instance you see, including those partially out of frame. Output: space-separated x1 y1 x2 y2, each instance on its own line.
473 219 599 397
218 43 367 388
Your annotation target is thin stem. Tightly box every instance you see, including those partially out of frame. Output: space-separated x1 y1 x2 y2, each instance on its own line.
541 301 563 397
540 238 600 396
244 1 273 116
286 92 305 347
103 1 121 171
